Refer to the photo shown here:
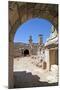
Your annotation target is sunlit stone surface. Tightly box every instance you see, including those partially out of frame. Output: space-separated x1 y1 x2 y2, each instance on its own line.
13 56 58 83
45 25 58 46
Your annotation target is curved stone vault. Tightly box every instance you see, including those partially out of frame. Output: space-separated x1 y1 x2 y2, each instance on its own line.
9 1 58 42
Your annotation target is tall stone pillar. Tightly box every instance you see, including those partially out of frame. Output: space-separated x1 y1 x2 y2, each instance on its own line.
29 35 33 55
44 49 50 71
38 34 43 46
8 42 14 88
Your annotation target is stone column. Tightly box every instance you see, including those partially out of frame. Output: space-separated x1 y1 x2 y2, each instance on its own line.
29 35 33 56
44 49 50 71
8 42 14 88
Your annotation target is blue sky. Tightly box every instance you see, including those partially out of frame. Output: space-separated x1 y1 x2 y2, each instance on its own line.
14 18 52 44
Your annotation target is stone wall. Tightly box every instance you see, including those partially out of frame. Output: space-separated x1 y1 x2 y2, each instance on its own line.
13 43 38 57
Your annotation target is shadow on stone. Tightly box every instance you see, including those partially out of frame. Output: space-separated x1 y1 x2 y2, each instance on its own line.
14 71 58 88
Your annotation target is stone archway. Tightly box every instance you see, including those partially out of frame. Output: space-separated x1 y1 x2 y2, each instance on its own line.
24 49 29 56
9 1 58 88
9 2 58 42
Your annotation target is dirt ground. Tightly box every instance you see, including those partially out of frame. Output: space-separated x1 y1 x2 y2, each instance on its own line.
13 56 58 84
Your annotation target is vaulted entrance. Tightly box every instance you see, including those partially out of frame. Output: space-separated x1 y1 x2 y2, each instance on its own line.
24 49 29 56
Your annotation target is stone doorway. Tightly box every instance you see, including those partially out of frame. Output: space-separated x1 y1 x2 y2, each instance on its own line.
24 49 29 56
49 49 58 67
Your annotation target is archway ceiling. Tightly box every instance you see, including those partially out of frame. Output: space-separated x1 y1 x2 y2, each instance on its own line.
9 1 58 41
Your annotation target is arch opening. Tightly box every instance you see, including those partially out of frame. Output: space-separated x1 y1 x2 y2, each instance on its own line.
9 2 58 88
24 49 29 56
14 18 53 44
